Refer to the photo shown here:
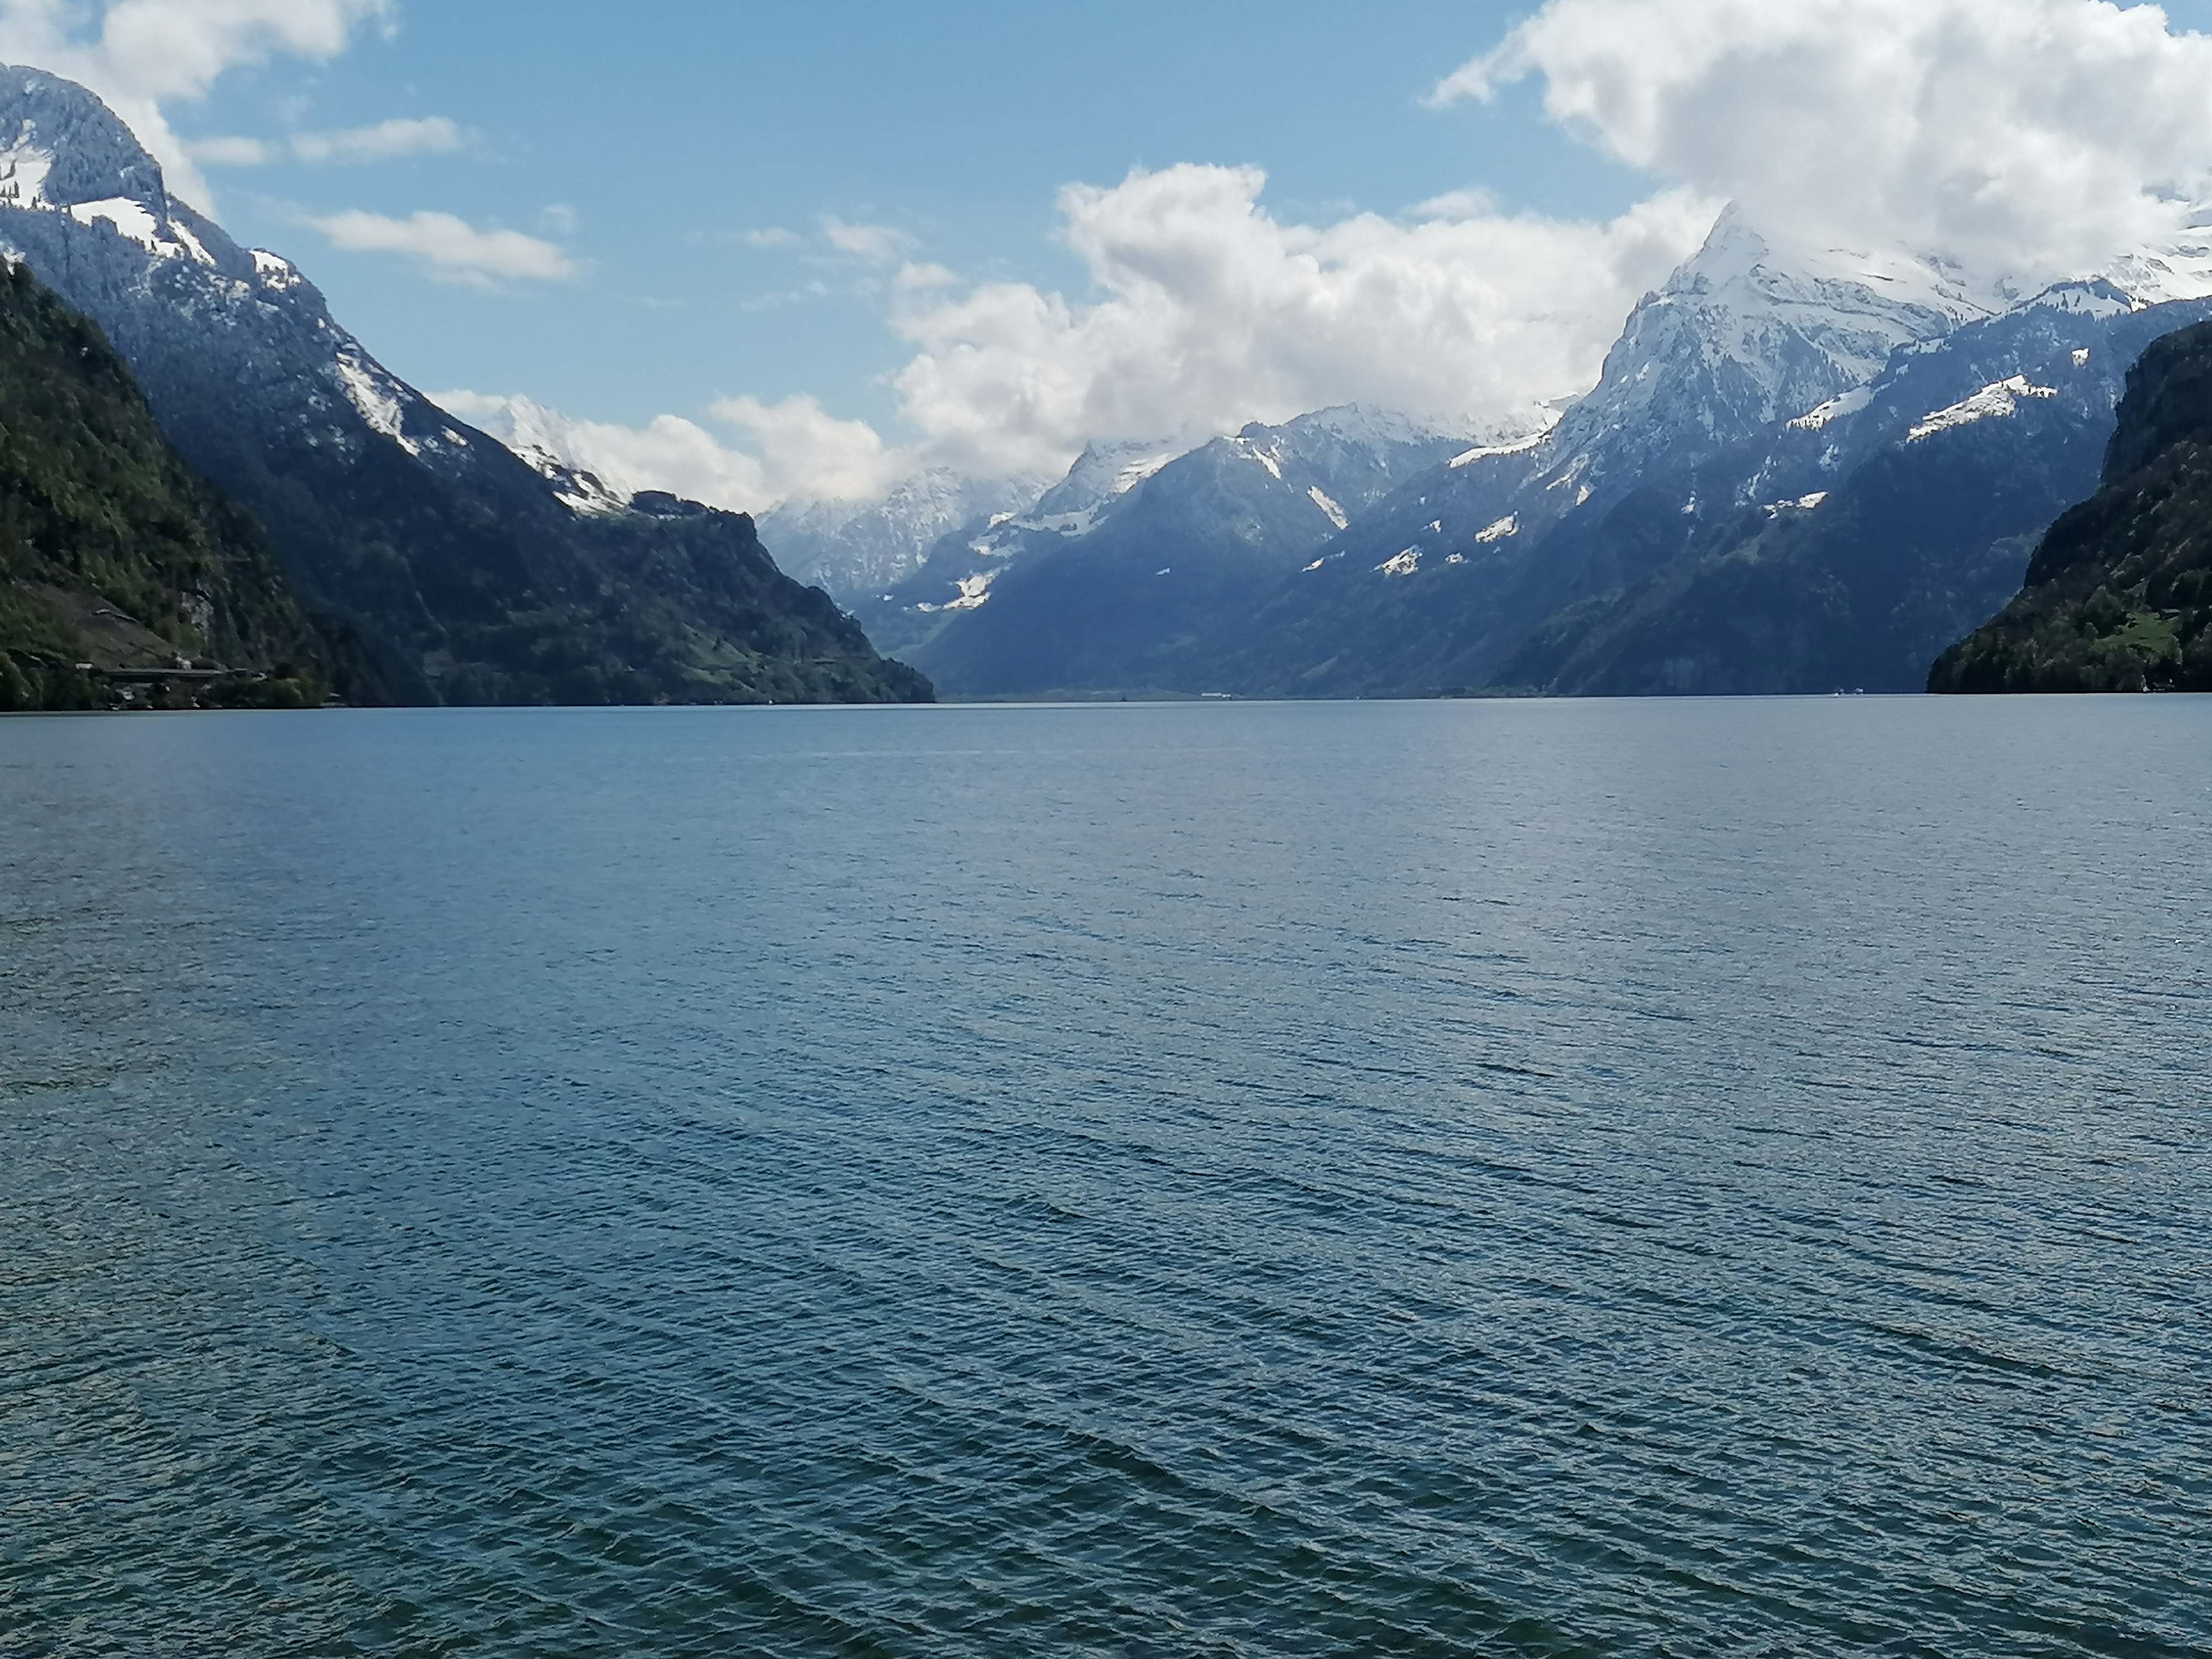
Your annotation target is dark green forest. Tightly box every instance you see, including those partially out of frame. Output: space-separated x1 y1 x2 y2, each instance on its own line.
1934 320 2212 692
0 263 329 710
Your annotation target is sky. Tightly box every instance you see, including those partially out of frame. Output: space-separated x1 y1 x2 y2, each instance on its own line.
8 0 2212 511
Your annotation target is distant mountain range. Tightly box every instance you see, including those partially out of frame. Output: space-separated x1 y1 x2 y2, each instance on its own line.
0 66 931 707
862 407 1502 696
8 64 2203 711
794 209 2212 700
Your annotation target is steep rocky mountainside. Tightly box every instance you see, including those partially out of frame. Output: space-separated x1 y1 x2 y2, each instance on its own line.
1931 320 2212 693
1182 223 2212 701
1495 292 2212 695
0 66 930 707
889 409 1480 697
1197 215 2013 698
0 260 333 709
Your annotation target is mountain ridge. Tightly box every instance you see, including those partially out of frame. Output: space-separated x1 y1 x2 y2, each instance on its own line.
0 65 932 707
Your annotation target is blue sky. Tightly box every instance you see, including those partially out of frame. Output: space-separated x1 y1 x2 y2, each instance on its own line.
182 1 1620 430
12 0 2212 508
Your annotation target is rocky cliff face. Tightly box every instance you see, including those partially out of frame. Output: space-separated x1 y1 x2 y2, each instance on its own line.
0 66 931 707
1931 319 2212 693
1491 290 2212 695
1190 213 2010 698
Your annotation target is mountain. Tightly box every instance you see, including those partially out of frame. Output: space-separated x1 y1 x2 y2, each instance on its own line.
0 260 334 709
1931 318 2212 693
0 66 931 707
848 439 1182 660
1490 288 2212 694
1197 212 2007 698
758 469 1052 601
889 408 1488 697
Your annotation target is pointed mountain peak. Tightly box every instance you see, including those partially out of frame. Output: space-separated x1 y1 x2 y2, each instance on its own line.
1671 202 1771 290
1665 203 1996 324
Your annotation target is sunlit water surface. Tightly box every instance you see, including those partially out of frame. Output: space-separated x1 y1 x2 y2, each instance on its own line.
2 700 2208 1657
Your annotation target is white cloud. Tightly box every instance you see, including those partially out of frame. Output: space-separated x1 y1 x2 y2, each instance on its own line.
419 0 2212 515
432 390 914 513
434 391 772 508
466 166 1709 505
190 116 467 167
0 0 394 205
1432 0 2212 288
707 394 909 503
894 262 961 291
185 134 273 168
308 208 577 286
741 227 802 249
820 215 916 265
881 163 1714 478
467 165 1712 507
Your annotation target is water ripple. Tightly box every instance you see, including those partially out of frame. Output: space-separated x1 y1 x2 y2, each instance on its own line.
2 700 2209 1656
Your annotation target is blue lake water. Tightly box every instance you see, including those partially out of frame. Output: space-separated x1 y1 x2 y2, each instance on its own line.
2 698 2208 1657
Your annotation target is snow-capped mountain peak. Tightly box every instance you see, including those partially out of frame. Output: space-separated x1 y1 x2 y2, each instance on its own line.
1021 439 1181 534
0 64 314 295
2098 208 2212 307
1442 203 2010 531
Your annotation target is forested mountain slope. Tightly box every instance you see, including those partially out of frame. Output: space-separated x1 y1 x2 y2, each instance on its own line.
0 262 332 710
0 66 929 707
1932 319 2212 692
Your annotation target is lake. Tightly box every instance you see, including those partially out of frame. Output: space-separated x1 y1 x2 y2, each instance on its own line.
3 699 2207 1657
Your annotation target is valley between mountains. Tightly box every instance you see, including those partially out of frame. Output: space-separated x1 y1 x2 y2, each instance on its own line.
2 64 2208 710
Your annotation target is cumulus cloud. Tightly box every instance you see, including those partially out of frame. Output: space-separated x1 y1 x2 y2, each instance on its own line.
191 116 467 167
1432 0 2212 288
819 216 916 265
469 166 1710 505
434 391 772 507
707 394 909 502
883 163 1714 478
0 0 393 204
308 208 577 286
431 0 2212 512
431 390 914 513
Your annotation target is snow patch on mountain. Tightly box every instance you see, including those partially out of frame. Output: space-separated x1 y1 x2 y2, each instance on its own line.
66 195 212 265
1234 436 1286 481
251 249 306 291
1789 386 1874 431
0 140 49 207
918 570 1000 613
1452 429 1551 468
332 352 421 457
1907 376 2059 442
